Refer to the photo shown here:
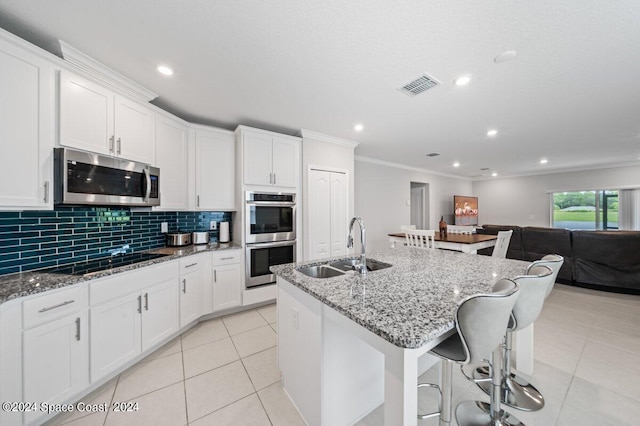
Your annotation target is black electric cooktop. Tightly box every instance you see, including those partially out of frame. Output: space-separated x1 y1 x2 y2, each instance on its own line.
46 252 169 276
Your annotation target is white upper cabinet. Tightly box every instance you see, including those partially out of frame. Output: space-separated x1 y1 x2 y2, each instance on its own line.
194 128 236 211
155 115 189 210
0 35 55 209
59 70 155 164
240 127 300 188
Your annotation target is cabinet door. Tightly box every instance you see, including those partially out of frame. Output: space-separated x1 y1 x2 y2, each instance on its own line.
308 170 331 260
0 43 54 208
195 130 235 210
330 172 348 257
23 313 89 424
155 116 188 210
271 137 299 188
179 268 203 327
212 264 242 312
141 278 179 352
114 95 155 164
59 70 114 156
90 294 141 381
243 132 273 186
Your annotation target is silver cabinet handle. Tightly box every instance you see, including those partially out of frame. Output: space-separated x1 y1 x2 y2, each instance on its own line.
109 135 115 153
182 278 187 293
43 181 49 203
220 257 234 261
269 173 273 184
273 173 276 185
137 295 142 313
214 270 217 282
197 195 200 208
38 299 74 313
117 137 122 155
185 263 198 268
75 317 81 341
144 292 149 311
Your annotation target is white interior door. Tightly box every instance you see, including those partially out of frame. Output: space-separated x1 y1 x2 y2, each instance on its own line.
330 172 348 257
410 187 424 229
308 169 331 260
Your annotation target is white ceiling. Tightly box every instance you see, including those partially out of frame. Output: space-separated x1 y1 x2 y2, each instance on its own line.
1 0 640 179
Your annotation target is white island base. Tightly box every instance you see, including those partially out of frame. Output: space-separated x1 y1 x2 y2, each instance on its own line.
277 278 534 426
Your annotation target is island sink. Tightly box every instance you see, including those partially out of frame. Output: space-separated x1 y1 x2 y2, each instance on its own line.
296 257 392 279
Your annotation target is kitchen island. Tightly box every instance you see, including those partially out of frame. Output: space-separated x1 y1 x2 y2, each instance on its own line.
271 247 529 426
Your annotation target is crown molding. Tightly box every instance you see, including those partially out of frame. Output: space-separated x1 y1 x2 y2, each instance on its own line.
299 129 359 148
60 41 158 103
355 155 471 180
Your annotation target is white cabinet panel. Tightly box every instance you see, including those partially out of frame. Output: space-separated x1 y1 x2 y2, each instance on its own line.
114 95 155 164
23 312 89 424
272 137 298 187
0 40 54 209
195 129 235 210
243 132 273 186
59 70 114 156
141 278 179 351
212 264 242 312
59 70 155 163
179 255 210 327
155 116 188 210
241 128 300 189
90 294 142 381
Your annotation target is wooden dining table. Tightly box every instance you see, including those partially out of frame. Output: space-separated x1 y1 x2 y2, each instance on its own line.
388 231 498 254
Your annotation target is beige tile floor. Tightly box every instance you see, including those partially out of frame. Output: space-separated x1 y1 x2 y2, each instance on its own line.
48 284 640 426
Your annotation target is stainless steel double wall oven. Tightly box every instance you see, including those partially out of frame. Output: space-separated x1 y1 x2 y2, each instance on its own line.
245 191 296 288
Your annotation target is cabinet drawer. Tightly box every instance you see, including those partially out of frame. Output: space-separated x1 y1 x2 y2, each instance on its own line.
212 251 241 266
90 260 179 306
23 285 88 329
180 256 203 274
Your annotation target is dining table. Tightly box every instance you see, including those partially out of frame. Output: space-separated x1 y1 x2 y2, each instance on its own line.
388 231 498 254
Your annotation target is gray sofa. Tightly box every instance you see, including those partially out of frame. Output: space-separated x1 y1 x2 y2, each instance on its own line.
476 225 640 294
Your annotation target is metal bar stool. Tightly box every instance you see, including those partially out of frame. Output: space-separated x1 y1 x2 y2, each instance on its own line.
417 278 520 426
473 259 560 412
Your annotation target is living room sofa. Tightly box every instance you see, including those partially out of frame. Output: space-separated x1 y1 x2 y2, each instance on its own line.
476 224 640 294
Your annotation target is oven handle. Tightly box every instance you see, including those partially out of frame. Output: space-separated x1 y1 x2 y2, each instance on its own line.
246 201 296 207
247 240 296 249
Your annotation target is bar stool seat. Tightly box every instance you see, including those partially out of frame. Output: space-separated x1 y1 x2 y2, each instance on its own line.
473 259 560 412
418 278 521 426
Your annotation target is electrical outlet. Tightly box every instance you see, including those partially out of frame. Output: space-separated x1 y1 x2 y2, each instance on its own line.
160 222 168 233
291 308 299 330
209 220 217 231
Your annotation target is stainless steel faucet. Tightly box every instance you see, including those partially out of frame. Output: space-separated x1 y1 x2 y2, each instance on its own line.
347 216 367 276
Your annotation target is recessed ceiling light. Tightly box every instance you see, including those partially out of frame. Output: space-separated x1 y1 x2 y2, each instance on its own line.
539 159 548 164
453 162 460 168
454 75 471 86
494 50 517 63
157 65 173 76
491 172 498 177
486 129 498 137
354 123 364 132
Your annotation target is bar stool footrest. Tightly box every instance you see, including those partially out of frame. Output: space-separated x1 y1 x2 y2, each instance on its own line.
456 400 525 426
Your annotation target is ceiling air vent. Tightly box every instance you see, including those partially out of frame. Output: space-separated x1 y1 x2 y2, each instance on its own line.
480 167 491 171
400 74 440 96
425 152 440 157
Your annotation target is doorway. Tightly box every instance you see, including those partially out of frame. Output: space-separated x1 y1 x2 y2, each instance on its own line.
410 182 429 229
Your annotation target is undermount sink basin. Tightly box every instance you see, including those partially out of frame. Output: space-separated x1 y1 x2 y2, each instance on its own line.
297 265 345 279
329 258 392 272
296 258 392 279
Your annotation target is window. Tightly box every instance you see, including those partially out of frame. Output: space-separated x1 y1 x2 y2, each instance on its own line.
552 190 618 230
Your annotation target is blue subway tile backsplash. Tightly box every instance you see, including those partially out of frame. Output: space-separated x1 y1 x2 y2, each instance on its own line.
0 207 233 276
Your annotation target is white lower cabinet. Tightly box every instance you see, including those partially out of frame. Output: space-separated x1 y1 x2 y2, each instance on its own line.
179 254 211 327
212 252 242 312
89 262 179 381
21 285 89 425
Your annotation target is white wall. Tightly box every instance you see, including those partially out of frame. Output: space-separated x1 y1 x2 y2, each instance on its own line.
354 158 472 251
472 165 640 227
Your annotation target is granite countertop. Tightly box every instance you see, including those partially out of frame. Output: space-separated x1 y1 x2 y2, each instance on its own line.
0 242 242 305
271 247 529 349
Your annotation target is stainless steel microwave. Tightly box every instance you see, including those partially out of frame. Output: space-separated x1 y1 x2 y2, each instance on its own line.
54 148 160 207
